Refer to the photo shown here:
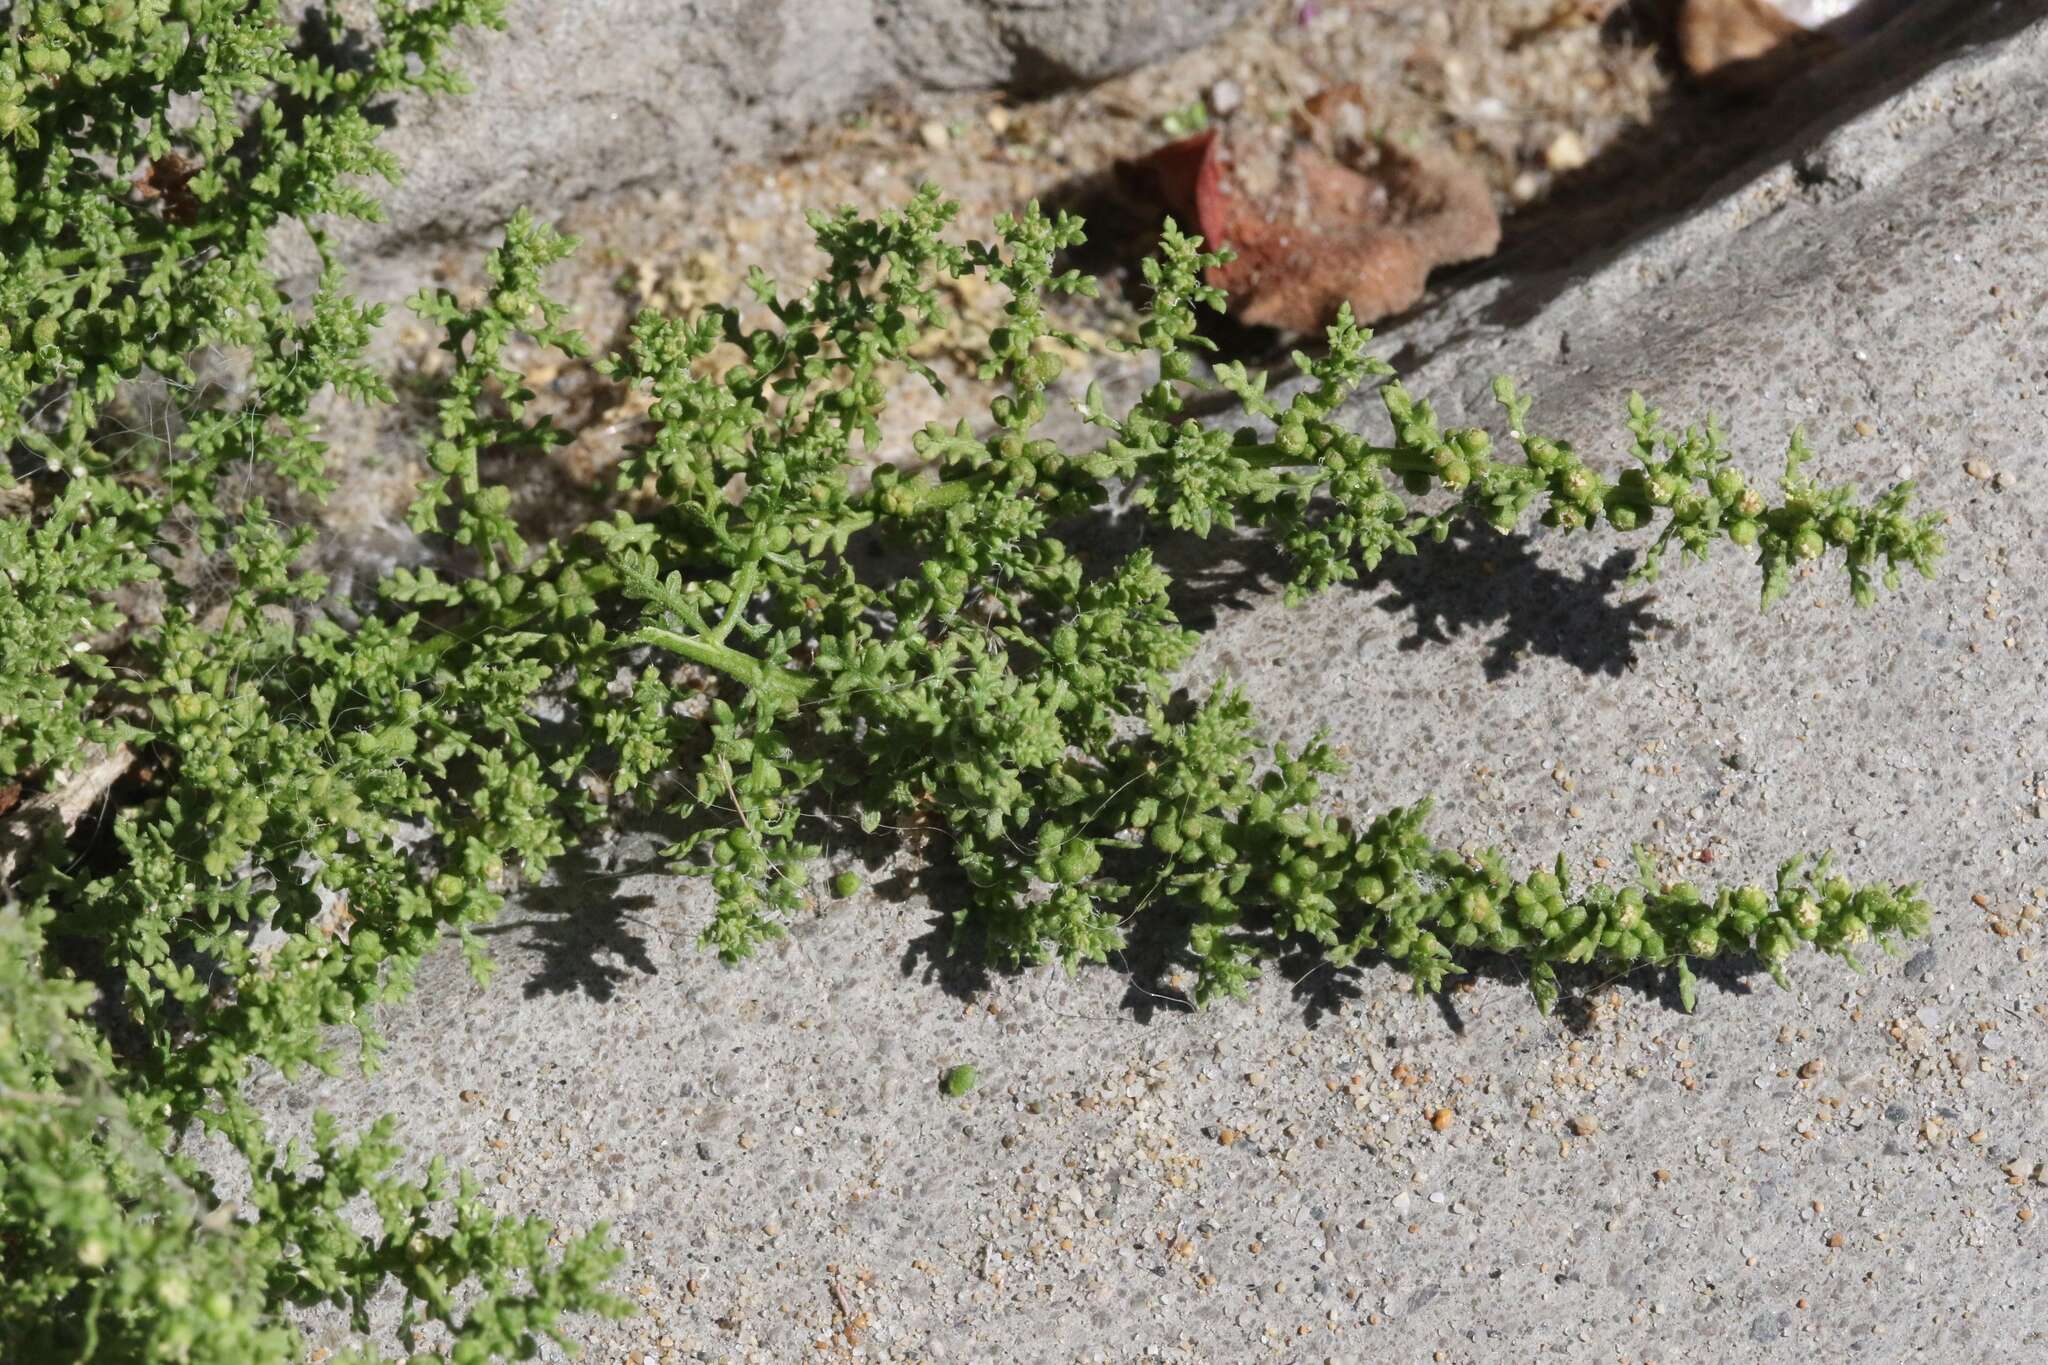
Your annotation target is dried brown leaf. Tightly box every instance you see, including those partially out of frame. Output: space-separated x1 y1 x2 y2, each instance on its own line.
1134 88 1499 333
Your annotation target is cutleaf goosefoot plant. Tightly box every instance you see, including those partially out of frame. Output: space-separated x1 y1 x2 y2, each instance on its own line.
547 191 1941 1012
1 8 1943 1359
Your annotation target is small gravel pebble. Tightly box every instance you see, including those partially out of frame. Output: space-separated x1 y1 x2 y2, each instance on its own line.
1545 130 1588 172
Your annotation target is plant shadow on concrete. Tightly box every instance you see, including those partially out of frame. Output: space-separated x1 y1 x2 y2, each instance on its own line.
1129 510 1669 679
484 837 669 1002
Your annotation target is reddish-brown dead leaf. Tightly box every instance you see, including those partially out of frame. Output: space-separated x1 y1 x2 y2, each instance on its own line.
1125 88 1498 333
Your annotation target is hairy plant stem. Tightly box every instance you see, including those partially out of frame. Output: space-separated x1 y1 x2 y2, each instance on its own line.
628 624 814 704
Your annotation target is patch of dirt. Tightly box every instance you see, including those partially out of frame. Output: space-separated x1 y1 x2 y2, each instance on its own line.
537 0 1670 334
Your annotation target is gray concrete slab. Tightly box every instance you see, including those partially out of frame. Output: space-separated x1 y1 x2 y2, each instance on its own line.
256 13 2048 1362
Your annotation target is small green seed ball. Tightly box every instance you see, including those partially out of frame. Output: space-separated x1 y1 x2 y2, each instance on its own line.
1268 871 1295 901
1457 428 1492 458
1709 468 1746 502
1605 497 1641 532
24 44 71 75
1728 517 1760 547
1056 842 1100 883
831 871 860 898
1826 514 1859 545
1160 349 1194 381
1688 925 1720 957
1353 873 1387 904
1735 886 1771 918
1647 472 1683 506
1793 526 1826 561
1030 351 1064 386
1460 888 1493 924
1438 457 1471 489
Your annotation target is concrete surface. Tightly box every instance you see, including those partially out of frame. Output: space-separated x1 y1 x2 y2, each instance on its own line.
258 8 2047 1362
294 0 1258 294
